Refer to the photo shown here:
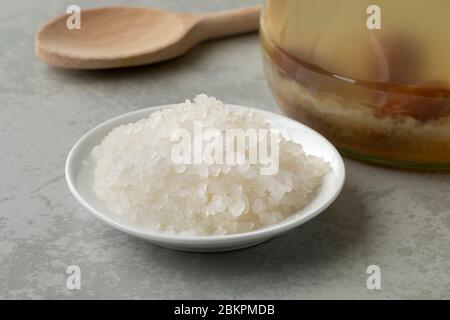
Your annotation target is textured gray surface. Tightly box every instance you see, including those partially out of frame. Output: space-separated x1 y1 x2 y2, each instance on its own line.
1 0 450 300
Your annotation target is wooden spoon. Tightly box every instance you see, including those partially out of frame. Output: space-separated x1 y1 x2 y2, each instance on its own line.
35 5 261 69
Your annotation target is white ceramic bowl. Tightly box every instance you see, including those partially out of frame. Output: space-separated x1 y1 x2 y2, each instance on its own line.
66 104 345 252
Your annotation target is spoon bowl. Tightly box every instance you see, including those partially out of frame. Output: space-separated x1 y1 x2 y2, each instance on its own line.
36 6 261 69
65 104 346 252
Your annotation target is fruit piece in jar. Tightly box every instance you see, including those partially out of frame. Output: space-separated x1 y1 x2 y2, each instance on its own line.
372 33 450 122
377 84 449 122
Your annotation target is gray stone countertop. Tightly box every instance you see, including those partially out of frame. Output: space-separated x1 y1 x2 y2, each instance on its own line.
1 0 449 299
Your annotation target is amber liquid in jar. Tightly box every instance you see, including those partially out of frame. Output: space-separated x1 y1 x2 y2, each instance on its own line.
261 0 450 168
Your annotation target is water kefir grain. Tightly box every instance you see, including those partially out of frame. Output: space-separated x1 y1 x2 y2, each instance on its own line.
92 95 329 236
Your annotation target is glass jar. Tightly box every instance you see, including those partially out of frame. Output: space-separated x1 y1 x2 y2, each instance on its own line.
261 0 450 169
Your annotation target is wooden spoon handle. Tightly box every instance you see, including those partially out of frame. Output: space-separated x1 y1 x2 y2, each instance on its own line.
197 5 262 41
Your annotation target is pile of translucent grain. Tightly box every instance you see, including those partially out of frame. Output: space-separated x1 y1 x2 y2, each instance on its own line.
92 95 329 236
